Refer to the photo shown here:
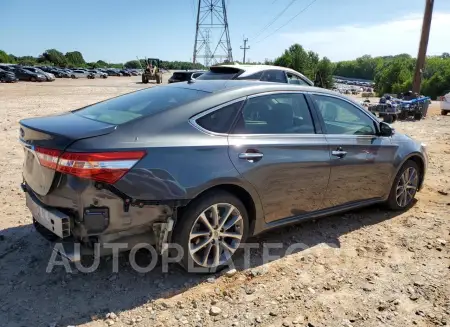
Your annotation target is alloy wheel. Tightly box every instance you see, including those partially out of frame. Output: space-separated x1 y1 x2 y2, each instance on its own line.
188 203 244 268
395 167 418 207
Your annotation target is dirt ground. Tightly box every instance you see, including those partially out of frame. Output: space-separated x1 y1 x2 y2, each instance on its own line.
0 76 449 327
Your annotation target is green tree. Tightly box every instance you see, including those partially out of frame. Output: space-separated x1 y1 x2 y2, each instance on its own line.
42 49 67 67
315 57 334 89
124 60 142 69
0 50 9 63
17 56 37 66
65 51 86 67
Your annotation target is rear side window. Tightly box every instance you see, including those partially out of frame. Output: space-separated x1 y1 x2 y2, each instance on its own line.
260 70 287 83
74 87 209 125
237 71 263 80
195 101 243 134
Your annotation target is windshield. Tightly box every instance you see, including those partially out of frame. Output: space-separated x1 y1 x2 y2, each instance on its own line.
73 86 209 124
196 67 242 80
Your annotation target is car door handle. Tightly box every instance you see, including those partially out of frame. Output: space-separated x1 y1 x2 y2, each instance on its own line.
238 152 263 160
331 150 347 158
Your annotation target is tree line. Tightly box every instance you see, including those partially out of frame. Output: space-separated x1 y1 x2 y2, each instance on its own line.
0 49 205 71
2 47 449 99
334 53 450 99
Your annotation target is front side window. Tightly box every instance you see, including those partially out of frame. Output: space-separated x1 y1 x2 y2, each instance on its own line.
233 93 315 134
195 101 243 134
260 70 287 83
312 95 376 135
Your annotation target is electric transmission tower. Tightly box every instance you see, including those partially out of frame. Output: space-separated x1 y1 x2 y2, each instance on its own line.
193 0 233 66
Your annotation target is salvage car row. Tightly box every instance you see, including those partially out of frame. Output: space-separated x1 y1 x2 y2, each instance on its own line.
0 64 142 83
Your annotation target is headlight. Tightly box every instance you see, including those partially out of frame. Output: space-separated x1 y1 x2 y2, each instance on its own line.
37 74 45 78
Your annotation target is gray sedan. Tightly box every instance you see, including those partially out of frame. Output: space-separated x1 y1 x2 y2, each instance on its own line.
70 69 95 79
19 81 427 272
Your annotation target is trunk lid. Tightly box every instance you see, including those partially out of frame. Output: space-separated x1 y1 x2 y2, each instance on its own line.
20 113 117 196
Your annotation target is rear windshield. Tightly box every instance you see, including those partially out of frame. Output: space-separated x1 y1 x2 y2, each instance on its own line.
172 72 190 79
73 87 209 124
196 67 242 80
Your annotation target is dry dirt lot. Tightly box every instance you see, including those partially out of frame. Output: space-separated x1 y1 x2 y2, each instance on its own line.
0 77 449 327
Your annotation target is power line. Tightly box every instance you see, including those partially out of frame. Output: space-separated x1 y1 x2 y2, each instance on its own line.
252 0 299 40
255 0 318 44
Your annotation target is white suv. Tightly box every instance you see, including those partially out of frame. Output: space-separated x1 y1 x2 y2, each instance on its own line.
196 64 314 86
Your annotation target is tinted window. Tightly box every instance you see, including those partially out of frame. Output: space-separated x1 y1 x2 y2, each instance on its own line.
172 72 190 80
196 67 242 80
192 72 203 78
196 71 237 80
195 101 243 134
260 70 287 83
237 71 263 80
233 93 315 134
312 95 376 135
74 87 209 125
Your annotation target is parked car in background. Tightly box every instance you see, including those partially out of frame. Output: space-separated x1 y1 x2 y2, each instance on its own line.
23 67 55 82
120 69 132 76
70 70 95 79
0 64 16 72
0 68 18 83
19 80 427 272
12 67 46 82
439 91 450 115
168 70 205 83
196 64 314 86
88 70 108 78
106 69 122 76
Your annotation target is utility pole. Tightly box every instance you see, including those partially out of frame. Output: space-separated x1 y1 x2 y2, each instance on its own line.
240 37 250 64
412 0 434 95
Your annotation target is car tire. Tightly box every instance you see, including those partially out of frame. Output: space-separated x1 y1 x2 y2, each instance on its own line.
385 160 420 211
30 76 36 82
172 190 249 273
441 110 448 116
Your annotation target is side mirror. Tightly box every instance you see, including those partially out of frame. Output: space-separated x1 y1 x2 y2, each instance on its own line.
379 122 393 136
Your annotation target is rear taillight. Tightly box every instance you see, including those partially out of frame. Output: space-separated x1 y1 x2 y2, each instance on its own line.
35 147 145 184
35 147 61 169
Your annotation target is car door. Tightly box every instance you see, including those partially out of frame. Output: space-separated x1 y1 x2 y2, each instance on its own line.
228 92 330 223
310 93 397 208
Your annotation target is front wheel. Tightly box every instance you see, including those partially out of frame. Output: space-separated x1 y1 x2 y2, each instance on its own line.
30 76 37 82
414 112 423 120
441 110 448 116
385 160 420 210
172 191 249 273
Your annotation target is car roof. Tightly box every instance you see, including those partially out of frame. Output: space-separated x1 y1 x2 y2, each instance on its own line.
164 79 336 96
173 70 206 73
210 64 314 84
216 64 304 75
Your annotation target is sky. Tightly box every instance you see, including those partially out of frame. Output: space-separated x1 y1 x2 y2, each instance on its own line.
1 0 450 64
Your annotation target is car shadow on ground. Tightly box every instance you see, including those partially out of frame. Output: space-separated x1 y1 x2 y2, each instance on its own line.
0 204 408 327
